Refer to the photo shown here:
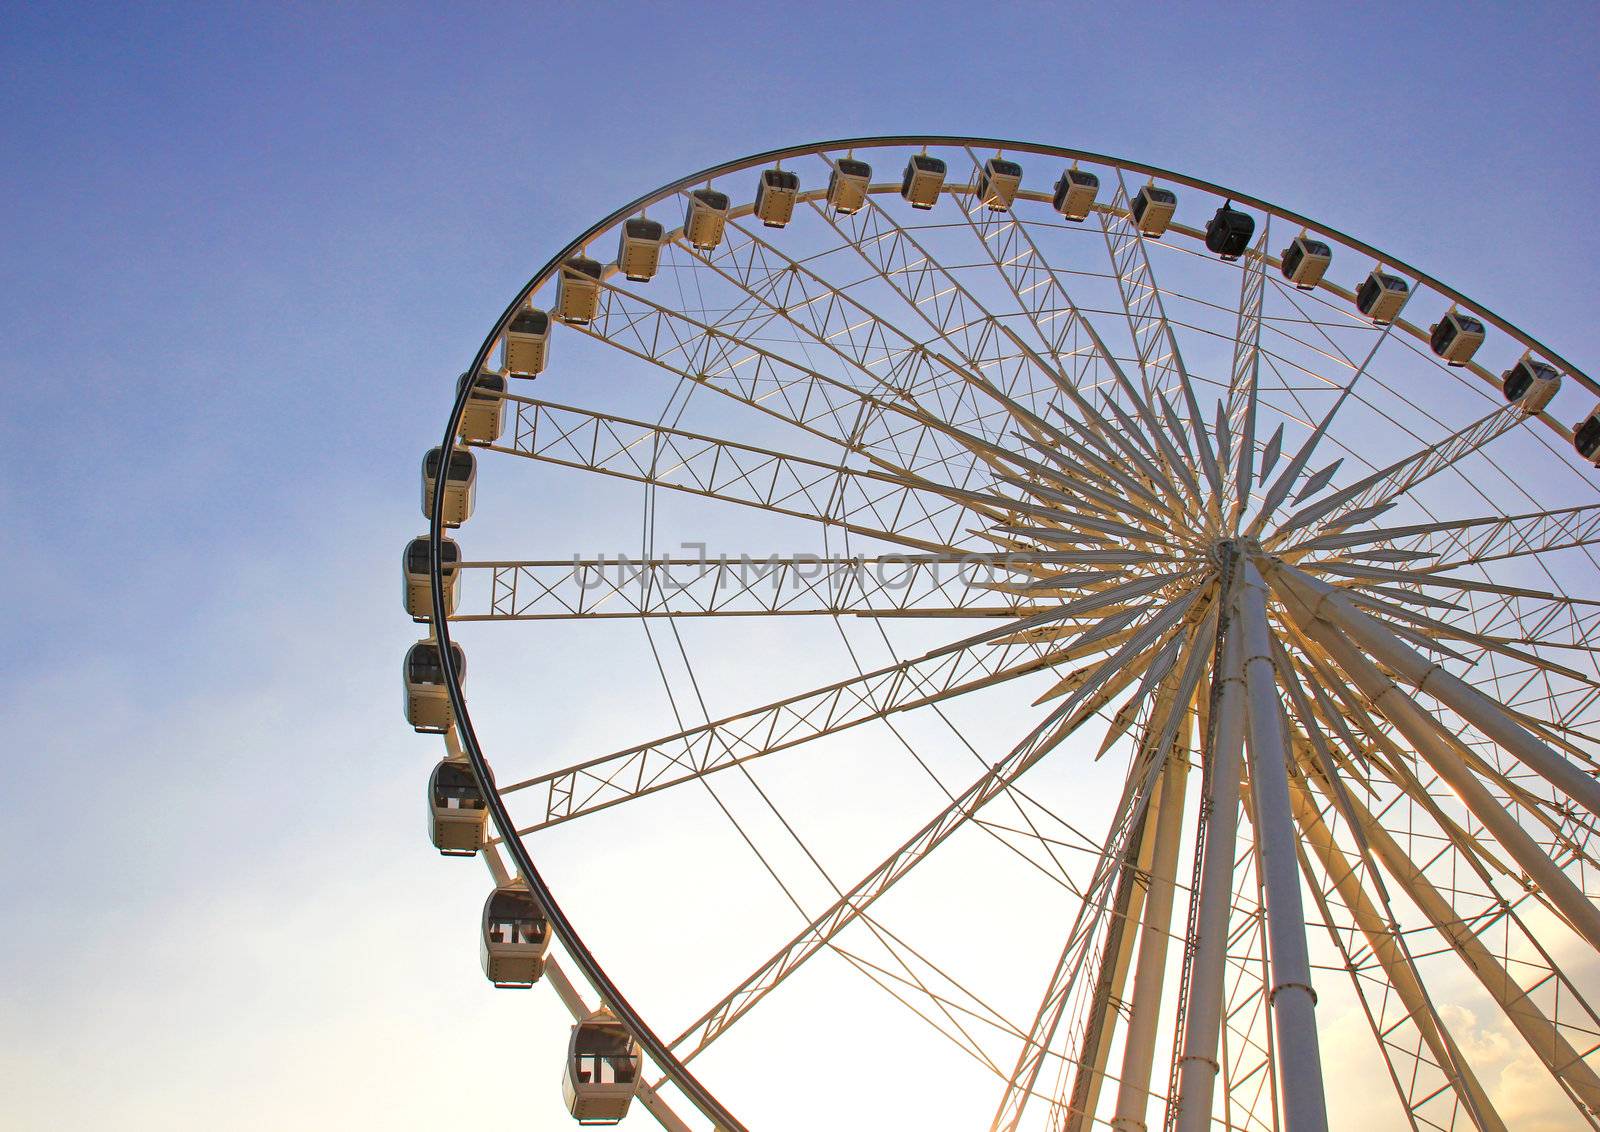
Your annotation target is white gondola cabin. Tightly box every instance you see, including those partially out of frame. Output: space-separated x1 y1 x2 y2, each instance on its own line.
1575 407 1600 466
975 156 1023 211
403 534 459 622
404 639 464 733
428 759 486 855
562 1011 640 1125
480 885 550 987
456 370 506 445
616 218 664 282
1356 270 1410 324
900 154 946 210
1280 236 1332 289
1131 185 1177 237
1205 203 1255 260
1502 353 1562 415
557 257 603 325
503 307 550 376
826 157 871 215
754 168 799 227
1429 309 1486 366
1052 168 1099 221
421 447 476 527
683 188 729 251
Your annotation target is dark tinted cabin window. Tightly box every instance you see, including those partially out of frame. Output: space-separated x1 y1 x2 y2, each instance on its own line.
433 764 483 808
1576 417 1600 456
509 310 548 335
409 646 443 683
407 539 458 574
573 1026 640 1085
837 158 870 177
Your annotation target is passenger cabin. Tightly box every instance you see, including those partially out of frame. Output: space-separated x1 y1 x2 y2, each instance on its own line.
404 639 464 733
754 168 800 228
1205 203 1255 260
1502 354 1562 415
562 1011 640 1125
683 188 730 251
1131 185 1177 237
428 759 486 855
827 157 872 215
1429 309 1486 366
975 157 1023 211
480 885 551 987
456 370 506 445
616 218 664 283
1280 236 1332 289
422 447 476 527
557 257 603 325
403 535 460 622
1575 407 1600 466
1355 270 1410 325
900 154 947 210
1052 168 1099 221
503 307 550 376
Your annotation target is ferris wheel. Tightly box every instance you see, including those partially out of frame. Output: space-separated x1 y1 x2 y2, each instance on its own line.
405 136 1600 1132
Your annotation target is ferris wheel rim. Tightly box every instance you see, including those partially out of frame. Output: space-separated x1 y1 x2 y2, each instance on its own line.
425 136 1600 1132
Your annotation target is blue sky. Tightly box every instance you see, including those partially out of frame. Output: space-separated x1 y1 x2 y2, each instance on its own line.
3 2 1598 1128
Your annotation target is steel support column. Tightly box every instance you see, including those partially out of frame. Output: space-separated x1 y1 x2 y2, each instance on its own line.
1236 555 1329 1132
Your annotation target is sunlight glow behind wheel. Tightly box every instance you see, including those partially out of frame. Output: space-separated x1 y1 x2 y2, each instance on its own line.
411 137 1600 1132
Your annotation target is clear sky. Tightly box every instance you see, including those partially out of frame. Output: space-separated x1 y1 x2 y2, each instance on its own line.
3 2 1599 1129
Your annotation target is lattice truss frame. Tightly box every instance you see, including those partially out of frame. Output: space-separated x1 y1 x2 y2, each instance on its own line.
417 138 1600 1132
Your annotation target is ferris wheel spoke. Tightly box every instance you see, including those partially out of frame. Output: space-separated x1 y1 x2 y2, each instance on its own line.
938 153 1201 496
1325 765 1600 1120
666 590 1208 1064
490 396 990 554
666 218 1034 476
450 555 1034 622
577 276 992 487
497 628 1055 830
1294 502 1600 572
1269 404 1527 549
1271 652 1507 1132
997 767 1160 1132
1095 176 1228 523
1274 579 1600 952
1269 561 1600 818
1224 223 1272 530
1285 627 1600 883
809 181 1067 424
1000 619 1214 1132
1242 322 1398 541
1287 772 1505 1132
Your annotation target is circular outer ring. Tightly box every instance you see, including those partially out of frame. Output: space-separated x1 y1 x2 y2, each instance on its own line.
427 135 1595 1132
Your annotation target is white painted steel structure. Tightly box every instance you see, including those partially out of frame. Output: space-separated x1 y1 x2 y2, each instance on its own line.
411 138 1600 1131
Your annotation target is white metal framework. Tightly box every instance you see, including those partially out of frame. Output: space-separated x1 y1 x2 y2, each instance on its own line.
414 137 1600 1132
